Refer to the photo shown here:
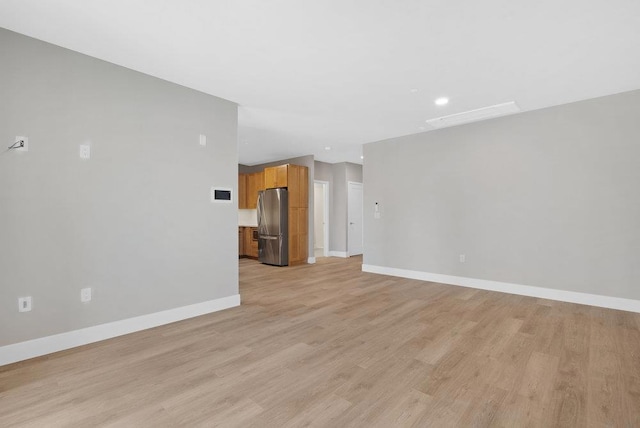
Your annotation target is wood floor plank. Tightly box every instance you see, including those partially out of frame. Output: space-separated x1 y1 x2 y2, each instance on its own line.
1 256 639 427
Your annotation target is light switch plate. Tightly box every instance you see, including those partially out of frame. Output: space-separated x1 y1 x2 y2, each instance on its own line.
81 287 92 302
199 134 207 146
79 144 91 159
18 296 32 312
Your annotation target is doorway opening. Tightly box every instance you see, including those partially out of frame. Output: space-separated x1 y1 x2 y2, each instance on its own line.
314 181 329 258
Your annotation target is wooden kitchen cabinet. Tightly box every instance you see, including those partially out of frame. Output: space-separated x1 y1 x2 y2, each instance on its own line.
246 174 256 209
243 227 250 257
242 227 258 258
256 171 265 195
246 171 264 209
264 165 288 189
288 164 308 208
238 227 244 257
249 228 258 258
289 206 308 265
286 164 308 266
238 173 247 209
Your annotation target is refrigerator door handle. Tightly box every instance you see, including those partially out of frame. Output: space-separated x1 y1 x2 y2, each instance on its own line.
261 236 278 240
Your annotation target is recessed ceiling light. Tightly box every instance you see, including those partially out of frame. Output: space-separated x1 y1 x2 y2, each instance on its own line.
435 97 449 106
360 155 364 160
324 146 331 151
410 88 419 93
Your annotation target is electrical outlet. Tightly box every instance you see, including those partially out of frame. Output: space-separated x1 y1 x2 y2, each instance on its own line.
459 254 466 263
81 287 92 303
18 296 32 312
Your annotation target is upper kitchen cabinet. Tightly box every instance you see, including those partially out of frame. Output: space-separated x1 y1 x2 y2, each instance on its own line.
287 164 308 208
245 171 264 209
238 173 248 209
264 165 288 189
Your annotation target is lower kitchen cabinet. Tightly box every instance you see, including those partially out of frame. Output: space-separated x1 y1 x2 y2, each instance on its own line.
239 226 258 258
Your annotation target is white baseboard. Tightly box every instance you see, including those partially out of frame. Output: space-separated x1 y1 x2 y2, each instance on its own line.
361 264 640 313
329 251 348 258
308 257 316 264
0 294 241 367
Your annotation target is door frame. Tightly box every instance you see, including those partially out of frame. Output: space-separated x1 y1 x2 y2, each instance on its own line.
347 181 363 257
314 180 330 258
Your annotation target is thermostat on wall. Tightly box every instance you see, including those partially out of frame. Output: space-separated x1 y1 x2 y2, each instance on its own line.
211 187 233 203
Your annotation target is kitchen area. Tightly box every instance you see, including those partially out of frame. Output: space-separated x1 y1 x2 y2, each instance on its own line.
238 163 309 266
237 169 261 260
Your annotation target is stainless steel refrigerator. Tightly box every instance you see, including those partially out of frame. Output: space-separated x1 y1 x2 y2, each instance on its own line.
257 188 288 266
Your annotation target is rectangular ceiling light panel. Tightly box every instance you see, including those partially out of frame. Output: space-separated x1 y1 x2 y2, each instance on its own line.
426 101 520 129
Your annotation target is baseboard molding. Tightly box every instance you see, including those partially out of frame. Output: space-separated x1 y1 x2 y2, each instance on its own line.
329 251 348 258
0 294 241 367
362 264 640 313
308 257 316 264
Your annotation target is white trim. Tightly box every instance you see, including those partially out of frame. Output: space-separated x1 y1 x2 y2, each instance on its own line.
329 251 349 258
361 265 640 313
0 294 241 367
308 257 316 264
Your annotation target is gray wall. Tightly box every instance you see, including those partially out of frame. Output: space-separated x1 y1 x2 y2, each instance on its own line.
240 155 314 259
364 89 640 300
0 29 239 346
314 161 362 254
313 160 332 182
346 162 363 183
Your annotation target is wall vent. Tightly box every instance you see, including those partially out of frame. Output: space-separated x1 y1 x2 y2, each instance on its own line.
426 101 520 129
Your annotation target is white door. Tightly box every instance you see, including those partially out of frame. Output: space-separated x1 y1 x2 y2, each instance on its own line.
347 182 363 256
313 181 329 258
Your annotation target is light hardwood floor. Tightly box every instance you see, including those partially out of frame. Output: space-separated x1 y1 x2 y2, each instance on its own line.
1 256 640 427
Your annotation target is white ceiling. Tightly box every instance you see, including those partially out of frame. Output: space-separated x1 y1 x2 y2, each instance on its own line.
1 0 639 165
